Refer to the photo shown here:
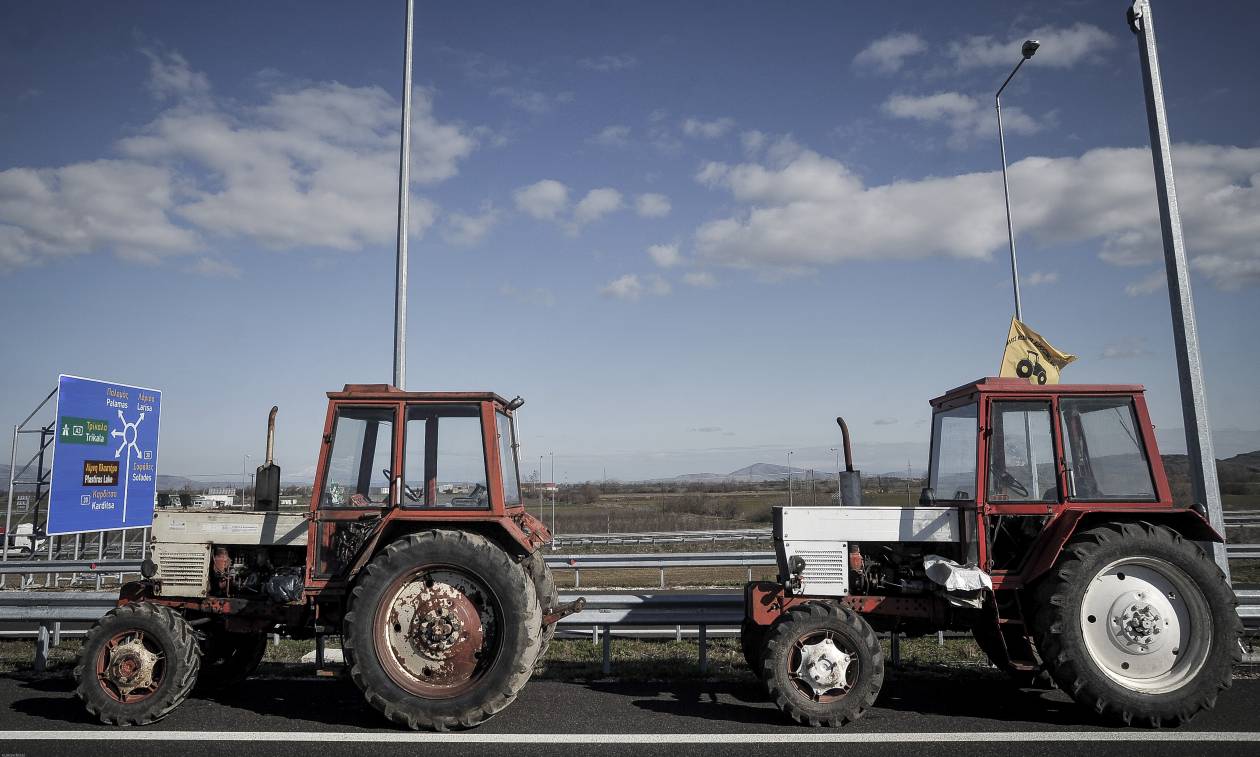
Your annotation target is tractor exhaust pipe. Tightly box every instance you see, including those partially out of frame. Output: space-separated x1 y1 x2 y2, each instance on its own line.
835 416 861 507
254 406 281 512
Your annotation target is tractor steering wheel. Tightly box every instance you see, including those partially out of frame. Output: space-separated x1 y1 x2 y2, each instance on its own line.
994 468 1029 497
382 468 424 503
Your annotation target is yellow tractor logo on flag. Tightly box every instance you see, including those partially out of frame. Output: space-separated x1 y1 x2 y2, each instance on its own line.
1000 317 1077 385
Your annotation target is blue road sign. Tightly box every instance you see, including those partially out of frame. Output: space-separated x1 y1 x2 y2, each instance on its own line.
48 375 162 535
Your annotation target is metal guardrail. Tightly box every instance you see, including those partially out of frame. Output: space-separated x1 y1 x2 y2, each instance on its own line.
553 528 773 546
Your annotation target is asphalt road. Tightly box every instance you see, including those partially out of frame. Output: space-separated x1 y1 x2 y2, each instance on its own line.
1 669 1259 757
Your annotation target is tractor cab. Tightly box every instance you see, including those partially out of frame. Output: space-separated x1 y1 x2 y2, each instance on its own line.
925 378 1180 579
306 384 543 591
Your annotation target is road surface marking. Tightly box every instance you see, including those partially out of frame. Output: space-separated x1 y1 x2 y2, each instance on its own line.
3 731 1259 743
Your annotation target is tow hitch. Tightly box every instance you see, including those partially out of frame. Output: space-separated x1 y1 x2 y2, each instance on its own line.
543 597 586 625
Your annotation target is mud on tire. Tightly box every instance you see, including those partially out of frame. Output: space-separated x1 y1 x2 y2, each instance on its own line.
343 529 542 731
1031 522 1241 727
761 602 884 727
521 549 558 662
74 602 201 726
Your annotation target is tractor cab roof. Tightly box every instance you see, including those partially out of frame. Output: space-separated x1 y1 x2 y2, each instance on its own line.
930 377 1146 408
328 384 512 405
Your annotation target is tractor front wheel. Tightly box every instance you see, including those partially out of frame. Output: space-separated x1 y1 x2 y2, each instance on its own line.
761 602 884 727
343 530 542 731
74 602 201 725
1032 522 1241 726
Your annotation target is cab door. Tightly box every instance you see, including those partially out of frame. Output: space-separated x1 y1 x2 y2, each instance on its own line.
983 397 1060 572
307 401 401 584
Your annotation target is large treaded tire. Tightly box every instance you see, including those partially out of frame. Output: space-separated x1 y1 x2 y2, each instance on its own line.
197 630 268 691
343 530 542 731
1031 522 1241 727
761 602 884 727
522 549 558 662
74 602 201 726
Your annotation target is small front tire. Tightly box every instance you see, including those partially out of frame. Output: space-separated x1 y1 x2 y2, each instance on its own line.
74 602 201 726
761 602 884 727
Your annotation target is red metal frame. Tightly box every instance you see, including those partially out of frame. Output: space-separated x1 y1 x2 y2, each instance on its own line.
303 384 544 602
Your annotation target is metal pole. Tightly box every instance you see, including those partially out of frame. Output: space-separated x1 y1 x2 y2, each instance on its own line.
550 452 555 537
241 454 249 509
3 425 16 561
787 451 793 507
996 56 1028 321
392 0 415 391
1128 0 1229 580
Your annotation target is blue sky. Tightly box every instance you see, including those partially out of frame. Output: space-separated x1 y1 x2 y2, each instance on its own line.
2 1 1258 482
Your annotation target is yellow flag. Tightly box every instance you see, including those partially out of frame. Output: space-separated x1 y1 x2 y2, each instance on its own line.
999 317 1077 385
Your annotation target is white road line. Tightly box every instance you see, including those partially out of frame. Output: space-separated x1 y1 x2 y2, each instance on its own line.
2 731 1259 743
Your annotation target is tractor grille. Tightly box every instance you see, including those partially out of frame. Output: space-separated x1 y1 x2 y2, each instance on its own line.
152 544 210 597
780 542 850 597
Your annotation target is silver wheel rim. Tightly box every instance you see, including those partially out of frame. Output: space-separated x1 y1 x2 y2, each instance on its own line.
1079 556 1210 694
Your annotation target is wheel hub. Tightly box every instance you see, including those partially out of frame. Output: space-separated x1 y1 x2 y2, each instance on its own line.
379 568 491 695
794 637 852 695
106 640 159 697
1104 591 1170 655
413 607 466 653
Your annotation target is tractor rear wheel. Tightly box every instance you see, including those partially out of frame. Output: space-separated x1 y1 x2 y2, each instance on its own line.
1032 522 1241 726
343 530 542 731
522 549 558 663
74 602 201 725
761 602 884 727
197 629 268 690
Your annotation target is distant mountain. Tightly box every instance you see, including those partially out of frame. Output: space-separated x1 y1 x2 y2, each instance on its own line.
659 462 835 484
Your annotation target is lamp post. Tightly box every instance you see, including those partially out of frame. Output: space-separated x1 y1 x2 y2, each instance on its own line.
787 450 794 507
549 452 555 542
240 454 250 509
392 0 415 390
996 39 1040 321
829 447 841 503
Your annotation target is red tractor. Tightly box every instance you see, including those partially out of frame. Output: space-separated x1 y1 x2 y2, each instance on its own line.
741 378 1240 728
74 385 580 730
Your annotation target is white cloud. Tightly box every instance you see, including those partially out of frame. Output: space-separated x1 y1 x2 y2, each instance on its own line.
573 187 623 226
514 179 570 220
1125 270 1166 296
490 87 573 114
189 257 241 278
499 283 556 307
882 91 1038 148
950 23 1115 70
682 117 736 139
600 273 670 301
0 160 199 268
692 142 1260 291
853 32 928 74
578 54 638 72
683 271 717 288
442 204 500 246
0 50 479 270
1024 270 1059 286
590 124 631 147
635 193 671 218
741 130 768 156
647 243 681 268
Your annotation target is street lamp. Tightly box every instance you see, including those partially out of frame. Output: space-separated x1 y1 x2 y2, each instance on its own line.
787 450 794 507
549 452 555 544
240 454 250 509
996 38 1040 321
829 447 841 503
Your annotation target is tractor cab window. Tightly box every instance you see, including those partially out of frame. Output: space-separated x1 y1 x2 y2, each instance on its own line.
496 412 521 506
987 401 1057 503
320 406 394 508
1060 397 1156 501
929 403 978 501
404 405 490 509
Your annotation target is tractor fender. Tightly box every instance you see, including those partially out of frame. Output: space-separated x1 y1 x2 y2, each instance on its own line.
1020 507 1223 586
